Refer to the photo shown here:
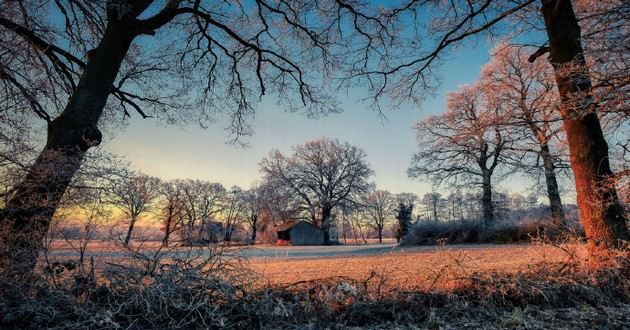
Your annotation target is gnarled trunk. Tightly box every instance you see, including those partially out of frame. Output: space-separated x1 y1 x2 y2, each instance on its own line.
0 21 135 278
540 143 566 227
540 0 629 253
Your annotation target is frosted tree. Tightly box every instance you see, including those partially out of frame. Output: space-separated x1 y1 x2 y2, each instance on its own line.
409 83 515 225
260 138 373 244
480 44 568 227
109 174 161 245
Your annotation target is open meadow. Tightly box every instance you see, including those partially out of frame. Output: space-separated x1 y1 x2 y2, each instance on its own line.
46 240 578 289
30 240 629 329
248 243 572 288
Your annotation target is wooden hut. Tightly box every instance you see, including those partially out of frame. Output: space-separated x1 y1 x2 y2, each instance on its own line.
275 220 325 245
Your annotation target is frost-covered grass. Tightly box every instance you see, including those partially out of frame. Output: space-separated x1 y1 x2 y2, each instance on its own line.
3 242 629 329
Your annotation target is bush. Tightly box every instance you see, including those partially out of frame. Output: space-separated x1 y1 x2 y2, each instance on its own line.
402 217 584 245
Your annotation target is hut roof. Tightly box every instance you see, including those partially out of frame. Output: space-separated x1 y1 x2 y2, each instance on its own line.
274 220 320 232
274 220 298 232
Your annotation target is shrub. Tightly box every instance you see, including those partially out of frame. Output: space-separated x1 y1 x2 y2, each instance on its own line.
402 216 584 245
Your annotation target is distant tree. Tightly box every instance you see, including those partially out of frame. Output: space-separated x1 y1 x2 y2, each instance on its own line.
242 185 264 244
222 186 246 244
364 190 396 243
177 179 225 243
409 84 514 225
158 180 186 246
420 192 445 222
446 191 465 222
252 179 306 242
109 174 161 245
179 180 203 242
480 44 567 227
260 138 373 244
196 182 226 240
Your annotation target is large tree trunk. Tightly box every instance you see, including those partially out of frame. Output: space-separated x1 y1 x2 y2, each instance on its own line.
481 172 494 225
540 0 629 254
321 206 332 245
377 226 383 243
540 143 566 227
0 21 135 278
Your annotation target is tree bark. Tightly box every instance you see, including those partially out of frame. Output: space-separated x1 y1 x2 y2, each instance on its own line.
0 20 135 278
481 172 494 225
377 226 383 243
540 143 566 227
321 206 332 245
541 0 629 254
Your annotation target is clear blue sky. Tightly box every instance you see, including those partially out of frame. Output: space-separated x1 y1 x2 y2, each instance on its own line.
104 44 505 197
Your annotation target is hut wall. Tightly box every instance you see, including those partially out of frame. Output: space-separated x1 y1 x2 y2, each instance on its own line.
290 222 324 245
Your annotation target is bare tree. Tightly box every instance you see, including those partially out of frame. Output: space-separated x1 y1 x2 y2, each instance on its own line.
222 186 246 244
260 138 373 244
1 0 627 274
0 0 401 275
196 182 226 240
480 43 568 227
109 174 161 245
346 0 630 253
242 184 263 244
420 192 445 222
363 190 396 243
158 180 186 246
177 179 225 243
409 84 514 225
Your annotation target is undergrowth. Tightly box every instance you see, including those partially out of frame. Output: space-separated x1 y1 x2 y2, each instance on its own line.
1 243 629 329
403 217 584 245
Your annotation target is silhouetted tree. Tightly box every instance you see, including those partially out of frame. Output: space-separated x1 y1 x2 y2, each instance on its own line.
222 186 246 244
109 174 160 245
242 184 263 244
158 180 186 246
260 138 373 244
364 190 396 243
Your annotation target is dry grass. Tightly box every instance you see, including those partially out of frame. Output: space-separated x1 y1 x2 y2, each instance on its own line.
250 243 577 289
3 241 630 329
